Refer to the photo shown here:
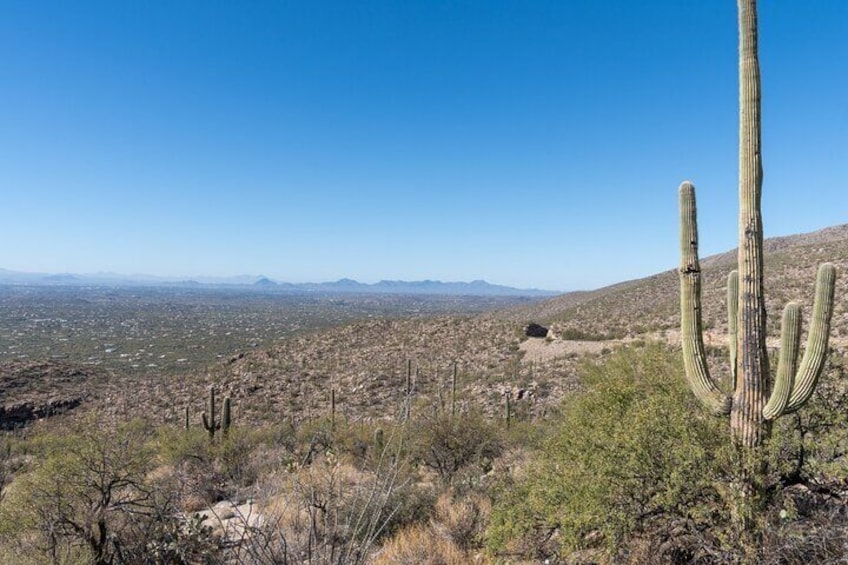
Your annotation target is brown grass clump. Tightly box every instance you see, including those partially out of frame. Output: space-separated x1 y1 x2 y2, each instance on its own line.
373 524 467 564
433 490 491 552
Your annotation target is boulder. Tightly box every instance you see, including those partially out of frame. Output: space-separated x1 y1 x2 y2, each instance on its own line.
524 322 549 338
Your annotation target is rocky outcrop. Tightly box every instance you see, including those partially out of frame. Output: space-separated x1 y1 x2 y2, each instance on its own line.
0 396 86 430
0 361 101 429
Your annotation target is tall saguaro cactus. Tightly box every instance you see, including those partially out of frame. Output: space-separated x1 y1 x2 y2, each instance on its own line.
680 0 837 447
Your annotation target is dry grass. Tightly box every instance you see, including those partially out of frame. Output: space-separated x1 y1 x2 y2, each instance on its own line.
373 524 469 564
433 490 492 551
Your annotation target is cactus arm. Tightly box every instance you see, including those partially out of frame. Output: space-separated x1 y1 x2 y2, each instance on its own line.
763 303 801 420
784 263 837 413
727 271 739 390
679 181 732 414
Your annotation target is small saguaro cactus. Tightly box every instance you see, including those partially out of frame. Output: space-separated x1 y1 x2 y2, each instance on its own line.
374 427 384 455
403 359 414 421
330 388 336 431
201 387 231 440
451 361 458 419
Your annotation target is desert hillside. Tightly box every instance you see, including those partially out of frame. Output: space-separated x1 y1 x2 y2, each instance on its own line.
6 224 845 431
2 223 848 564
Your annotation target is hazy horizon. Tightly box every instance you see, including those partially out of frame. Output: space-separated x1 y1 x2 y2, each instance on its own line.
0 266 562 292
2 1 846 290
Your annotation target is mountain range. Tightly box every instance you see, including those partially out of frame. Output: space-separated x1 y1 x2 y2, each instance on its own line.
0 269 558 297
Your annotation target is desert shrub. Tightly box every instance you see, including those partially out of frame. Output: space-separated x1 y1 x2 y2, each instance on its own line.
410 410 503 485
324 419 396 466
0 432 23 503
0 416 218 564
293 417 405 471
294 417 338 463
559 327 626 341
760 491 848 565
213 426 277 487
748 353 848 564
486 343 732 561
156 422 298 508
771 352 848 483
232 450 433 564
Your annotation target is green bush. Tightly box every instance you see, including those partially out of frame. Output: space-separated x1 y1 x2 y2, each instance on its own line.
486 343 732 561
0 416 218 564
772 352 848 482
410 409 503 486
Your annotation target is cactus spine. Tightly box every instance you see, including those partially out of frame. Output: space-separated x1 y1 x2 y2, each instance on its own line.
201 387 231 440
679 0 837 447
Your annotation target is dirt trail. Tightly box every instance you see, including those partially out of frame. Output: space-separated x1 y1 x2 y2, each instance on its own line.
520 331 848 364
519 337 613 362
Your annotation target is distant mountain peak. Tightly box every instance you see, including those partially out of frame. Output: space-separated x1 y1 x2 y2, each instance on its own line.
332 278 363 286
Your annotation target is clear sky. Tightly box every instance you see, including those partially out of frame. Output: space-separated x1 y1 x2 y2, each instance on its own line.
1 1 846 291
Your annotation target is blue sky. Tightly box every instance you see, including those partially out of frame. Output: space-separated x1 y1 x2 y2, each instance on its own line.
1 1 846 291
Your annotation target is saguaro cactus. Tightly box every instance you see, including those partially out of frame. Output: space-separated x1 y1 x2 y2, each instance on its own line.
330 388 336 431
679 0 837 447
451 361 458 419
403 359 414 421
374 427 384 455
201 387 232 440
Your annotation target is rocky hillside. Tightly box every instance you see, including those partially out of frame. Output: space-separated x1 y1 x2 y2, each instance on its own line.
503 224 848 344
